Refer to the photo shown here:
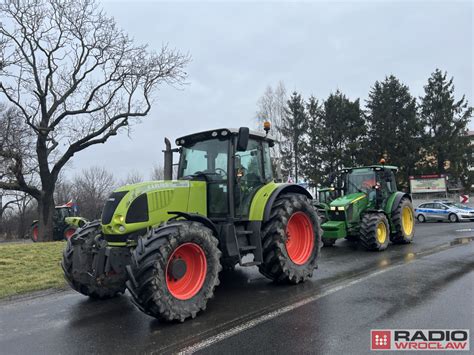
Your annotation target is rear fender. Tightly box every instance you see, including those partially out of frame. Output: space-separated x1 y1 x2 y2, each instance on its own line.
249 183 312 223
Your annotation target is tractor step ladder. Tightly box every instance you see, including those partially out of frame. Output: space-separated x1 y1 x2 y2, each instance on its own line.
236 229 262 267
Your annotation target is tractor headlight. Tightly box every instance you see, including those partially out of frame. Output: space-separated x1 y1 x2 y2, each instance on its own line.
114 215 125 223
337 206 345 211
330 206 336 211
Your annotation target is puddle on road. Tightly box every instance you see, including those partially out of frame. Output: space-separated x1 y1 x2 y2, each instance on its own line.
450 236 474 245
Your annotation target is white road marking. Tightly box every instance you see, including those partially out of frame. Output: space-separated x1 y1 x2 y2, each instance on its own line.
456 228 474 232
178 263 406 354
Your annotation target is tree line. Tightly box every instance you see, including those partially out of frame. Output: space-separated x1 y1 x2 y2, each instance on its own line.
0 165 164 240
257 70 473 191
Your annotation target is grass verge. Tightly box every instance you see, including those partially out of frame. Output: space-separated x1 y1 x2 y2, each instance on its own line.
0 241 67 299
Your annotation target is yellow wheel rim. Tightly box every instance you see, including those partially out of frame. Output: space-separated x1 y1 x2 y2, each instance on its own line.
402 206 414 236
376 222 387 244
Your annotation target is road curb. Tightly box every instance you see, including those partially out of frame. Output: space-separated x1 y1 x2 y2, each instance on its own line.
0 287 71 305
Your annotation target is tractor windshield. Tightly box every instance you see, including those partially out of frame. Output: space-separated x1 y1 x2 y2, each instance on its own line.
345 169 376 194
178 138 229 217
178 139 228 180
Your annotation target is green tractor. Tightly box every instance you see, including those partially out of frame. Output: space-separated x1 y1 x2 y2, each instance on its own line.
62 126 322 321
321 163 415 250
313 186 341 221
31 203 87 242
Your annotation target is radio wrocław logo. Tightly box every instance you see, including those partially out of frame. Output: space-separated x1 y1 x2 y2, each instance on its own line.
371 329 469 351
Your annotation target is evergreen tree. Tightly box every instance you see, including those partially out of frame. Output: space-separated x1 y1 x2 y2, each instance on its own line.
303 91 365 186
366 75 422 188
280 92 307 182
420 69 473 189
302 96 323 184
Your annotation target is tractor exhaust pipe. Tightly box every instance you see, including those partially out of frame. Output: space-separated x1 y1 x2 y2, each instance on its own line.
163 137 173 180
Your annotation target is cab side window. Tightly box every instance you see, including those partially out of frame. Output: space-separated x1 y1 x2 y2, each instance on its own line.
235 139 265 217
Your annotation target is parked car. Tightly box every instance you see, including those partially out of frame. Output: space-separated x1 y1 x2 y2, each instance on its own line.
415 201 474 223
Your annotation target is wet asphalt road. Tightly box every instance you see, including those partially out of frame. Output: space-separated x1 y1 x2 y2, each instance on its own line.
0 222 473 355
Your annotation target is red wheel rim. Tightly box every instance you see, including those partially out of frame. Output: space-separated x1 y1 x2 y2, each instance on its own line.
32 226 38 242
285 212 314 265
166 243 207 300
64 228 76 240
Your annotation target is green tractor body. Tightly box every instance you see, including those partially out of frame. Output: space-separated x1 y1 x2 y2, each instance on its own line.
31 204 87 242
62 127 322 321
321 165 415 250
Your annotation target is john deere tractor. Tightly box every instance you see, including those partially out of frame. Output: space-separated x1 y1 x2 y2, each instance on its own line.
62 126 321 321
31 203 87 242
321 163 415 250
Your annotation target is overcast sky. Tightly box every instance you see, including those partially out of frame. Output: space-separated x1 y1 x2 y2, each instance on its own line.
70 0 473 181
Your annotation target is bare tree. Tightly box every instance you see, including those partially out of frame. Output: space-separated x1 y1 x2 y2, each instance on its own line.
120 170 144 186
0 0 189 241
0 190 34 239
150 164 165 180
0 191 17 233
72 166 115 220
255 81 287 157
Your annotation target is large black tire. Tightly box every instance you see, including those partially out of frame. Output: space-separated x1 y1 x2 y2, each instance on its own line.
30 223 39 242
359 213 390 251
127 221 222 322
259 193 322 284
61 221 126 299
390 198 415 244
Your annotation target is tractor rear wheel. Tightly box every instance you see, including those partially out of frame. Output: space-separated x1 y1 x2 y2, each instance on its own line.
31 223 39 242
359 213 390 251
63 227 77 240
127 221 221 322
390 198 415 244
259 194 321 284
61 221 126 299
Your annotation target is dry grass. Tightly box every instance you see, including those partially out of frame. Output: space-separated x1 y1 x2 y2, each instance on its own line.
0 241 67 299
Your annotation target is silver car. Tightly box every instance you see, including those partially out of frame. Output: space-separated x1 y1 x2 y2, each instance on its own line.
415 201 474 223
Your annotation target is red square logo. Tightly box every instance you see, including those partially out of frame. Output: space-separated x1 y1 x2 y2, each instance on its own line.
371 330 391 350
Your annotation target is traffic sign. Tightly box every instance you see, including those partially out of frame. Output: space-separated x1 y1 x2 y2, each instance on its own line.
460 194 469 204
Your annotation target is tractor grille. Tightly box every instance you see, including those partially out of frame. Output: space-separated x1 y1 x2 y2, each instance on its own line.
102 191 128 224
148 189 174 211
329 210 346 221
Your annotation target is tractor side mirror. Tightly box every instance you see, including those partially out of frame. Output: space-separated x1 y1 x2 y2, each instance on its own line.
236 127 249 151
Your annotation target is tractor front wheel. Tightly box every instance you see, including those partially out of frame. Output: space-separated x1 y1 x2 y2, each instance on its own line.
390 198 415 244
259 194 321 284
359 213 390 251
127 221 221 322
61 221 126 299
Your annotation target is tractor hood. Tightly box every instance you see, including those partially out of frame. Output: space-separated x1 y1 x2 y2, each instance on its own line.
101 180 207 237
330 192 367 208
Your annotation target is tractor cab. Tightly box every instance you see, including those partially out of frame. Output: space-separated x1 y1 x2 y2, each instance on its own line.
54 204 75 220
341 165 398 208
175 128 275 219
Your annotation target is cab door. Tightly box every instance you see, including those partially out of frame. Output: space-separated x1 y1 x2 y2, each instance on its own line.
234 139 266 218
